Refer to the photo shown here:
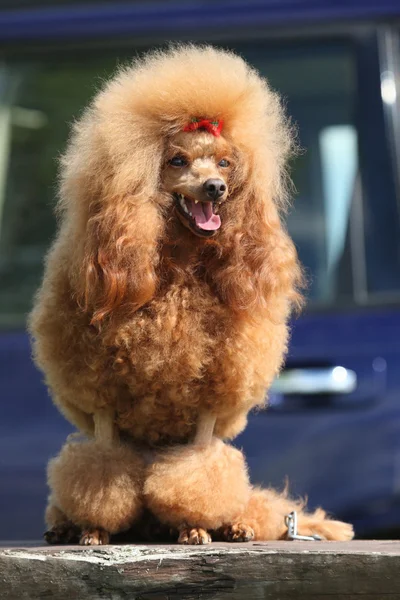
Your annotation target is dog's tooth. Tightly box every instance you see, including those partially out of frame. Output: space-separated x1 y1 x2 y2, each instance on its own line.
178 194 191 215
189 211 192 217
195 200 198 204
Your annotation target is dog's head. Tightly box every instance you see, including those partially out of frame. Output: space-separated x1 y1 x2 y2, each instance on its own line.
59 45 302 324
163 129 232 238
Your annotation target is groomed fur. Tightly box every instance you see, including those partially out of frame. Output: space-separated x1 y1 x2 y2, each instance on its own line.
29 44 302 446
47 439 145 534
144 439 251 530
26 45 348 543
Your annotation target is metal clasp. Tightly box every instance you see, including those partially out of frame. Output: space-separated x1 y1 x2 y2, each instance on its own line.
285 511 322 541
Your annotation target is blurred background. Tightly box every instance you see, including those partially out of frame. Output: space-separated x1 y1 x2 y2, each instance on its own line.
1 0 400 541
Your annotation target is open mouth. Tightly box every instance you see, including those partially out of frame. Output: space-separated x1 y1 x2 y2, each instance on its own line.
173 193 221 237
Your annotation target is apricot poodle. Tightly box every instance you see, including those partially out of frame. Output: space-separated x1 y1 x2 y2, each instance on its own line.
29 45 353 545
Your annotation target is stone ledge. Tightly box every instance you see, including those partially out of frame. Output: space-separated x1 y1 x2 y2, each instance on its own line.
1 540 400 599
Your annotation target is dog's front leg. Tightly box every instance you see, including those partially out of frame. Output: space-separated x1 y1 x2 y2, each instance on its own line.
193 409 216 447
175 410 216 545
47 408 145 547
144 410 251 545
93 406 118 447
76 408 119 545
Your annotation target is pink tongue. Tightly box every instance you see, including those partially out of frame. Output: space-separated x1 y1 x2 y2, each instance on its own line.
187 200 221 231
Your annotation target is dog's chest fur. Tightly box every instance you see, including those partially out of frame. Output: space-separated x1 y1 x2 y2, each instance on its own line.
111 278 236 445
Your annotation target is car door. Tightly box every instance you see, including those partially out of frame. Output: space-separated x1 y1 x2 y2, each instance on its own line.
236 31 400 537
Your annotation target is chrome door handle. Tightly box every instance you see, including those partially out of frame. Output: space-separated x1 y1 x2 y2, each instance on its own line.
270 366 357 395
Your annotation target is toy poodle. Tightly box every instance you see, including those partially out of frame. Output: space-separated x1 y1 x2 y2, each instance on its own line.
29 45 354 545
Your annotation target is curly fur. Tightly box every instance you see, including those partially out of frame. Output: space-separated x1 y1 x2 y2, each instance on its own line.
29 44 302 445
29 45 352 542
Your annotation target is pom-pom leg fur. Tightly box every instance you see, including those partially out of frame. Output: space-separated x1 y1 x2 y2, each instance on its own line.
144 438 251 544
47 438 145 543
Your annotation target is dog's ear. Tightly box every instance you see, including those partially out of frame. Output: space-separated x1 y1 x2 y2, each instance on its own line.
81 192 163 325
204 167 303 322
59 112 165 326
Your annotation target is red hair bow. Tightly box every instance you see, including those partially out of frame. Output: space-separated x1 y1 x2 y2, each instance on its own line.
183 117 223 137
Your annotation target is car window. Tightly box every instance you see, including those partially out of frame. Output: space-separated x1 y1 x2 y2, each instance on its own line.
0 40 399 329
0 56 124 328
235 41 400 307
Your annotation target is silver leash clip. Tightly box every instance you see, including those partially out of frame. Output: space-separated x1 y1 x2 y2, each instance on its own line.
285 510 322 541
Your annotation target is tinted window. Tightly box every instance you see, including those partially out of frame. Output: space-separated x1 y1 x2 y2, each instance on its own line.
237 41 400 306
253 45 359 304
0 57 124 328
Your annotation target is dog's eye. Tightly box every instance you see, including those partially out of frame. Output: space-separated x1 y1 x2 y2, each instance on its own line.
169 155 188 167
218 159 230 168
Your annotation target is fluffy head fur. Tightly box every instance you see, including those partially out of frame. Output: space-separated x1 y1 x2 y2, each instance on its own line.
59 44 302 325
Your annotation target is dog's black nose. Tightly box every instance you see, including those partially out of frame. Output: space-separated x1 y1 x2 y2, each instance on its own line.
203 178 226 200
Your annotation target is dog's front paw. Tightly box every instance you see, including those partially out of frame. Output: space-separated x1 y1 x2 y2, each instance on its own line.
79 527 110 546
222 522 254 542
44 522 81 545
178 526 211 545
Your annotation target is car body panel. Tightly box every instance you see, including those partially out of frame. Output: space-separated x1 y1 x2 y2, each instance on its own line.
237 309 400 536
0 1 399 43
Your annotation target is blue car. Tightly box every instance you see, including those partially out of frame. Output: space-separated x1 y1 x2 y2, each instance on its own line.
1 0 400 540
